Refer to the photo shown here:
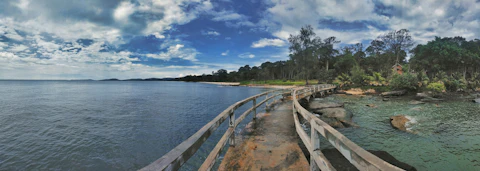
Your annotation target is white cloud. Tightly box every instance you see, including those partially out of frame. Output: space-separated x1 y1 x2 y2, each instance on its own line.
10 44 29 52
238 53 255 59
113 1 136 24
211 11 244 21
251 38 286 48
221 50 229 56
201 30 221 36
146 44 198 61
262 0 480 46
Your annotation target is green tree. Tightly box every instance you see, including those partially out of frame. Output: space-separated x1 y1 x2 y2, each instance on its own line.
288 25 321 85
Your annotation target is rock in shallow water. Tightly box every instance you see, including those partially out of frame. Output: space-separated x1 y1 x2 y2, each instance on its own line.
390 115 410 131
473 98 480 103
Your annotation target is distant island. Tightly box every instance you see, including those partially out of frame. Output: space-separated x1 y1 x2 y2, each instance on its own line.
99 78 176 81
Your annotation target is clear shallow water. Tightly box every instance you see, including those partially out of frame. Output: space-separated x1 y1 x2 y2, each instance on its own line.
0 81 270 170
315 95 480 171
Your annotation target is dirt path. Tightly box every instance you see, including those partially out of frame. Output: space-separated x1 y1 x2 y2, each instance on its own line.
218 101 309 171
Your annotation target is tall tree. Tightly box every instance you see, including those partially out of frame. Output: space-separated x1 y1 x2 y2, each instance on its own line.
288 25 321 85
379 29 414 65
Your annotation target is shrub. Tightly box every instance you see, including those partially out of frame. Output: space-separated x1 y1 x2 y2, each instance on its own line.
417 70 429 87
333 73 351 87
389 72 419 90
427 81 446 93
350 65 367 85
366 72 386 86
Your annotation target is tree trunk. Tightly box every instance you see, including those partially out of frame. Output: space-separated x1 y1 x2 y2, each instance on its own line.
326 60 329 71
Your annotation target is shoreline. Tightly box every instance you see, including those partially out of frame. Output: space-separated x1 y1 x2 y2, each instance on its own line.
198 82 297 89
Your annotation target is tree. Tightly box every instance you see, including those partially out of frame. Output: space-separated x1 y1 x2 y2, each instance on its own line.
379 29 414 65
288 25 321 85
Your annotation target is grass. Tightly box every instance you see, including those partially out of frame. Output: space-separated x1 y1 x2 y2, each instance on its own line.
240 80 318 86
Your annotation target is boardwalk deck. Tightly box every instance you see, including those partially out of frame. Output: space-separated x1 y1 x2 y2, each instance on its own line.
218 101 309 171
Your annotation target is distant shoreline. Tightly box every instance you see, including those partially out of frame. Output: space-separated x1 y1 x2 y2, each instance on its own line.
199 82 297 89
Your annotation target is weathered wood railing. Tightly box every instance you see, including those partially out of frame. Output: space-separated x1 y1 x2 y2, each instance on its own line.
140 88 291 171
292 84 404 171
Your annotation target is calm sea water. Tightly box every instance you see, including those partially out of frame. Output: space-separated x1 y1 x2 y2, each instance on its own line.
0 81 270 170
315 95 480 171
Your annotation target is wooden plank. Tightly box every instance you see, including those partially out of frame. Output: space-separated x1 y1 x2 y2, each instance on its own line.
292 85 405 171
140 89 285 171
310 121 336 171
198 127 234 171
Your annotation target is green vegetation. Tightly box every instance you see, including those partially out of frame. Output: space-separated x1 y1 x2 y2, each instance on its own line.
389 72 419 91
240 80 317 86
176 26 480 92
427 82 446 93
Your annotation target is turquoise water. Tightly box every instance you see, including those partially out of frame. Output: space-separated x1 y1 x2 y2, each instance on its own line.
0 81 270 170
315 94 480 171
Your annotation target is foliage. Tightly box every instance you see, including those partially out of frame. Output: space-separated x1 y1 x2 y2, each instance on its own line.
350 65 367 85
417 70 429 87
365 72 386 85
467 72 480 90
389 72 419 90
333 73 351 87
176 27 480 94
427 82 446 93
443 73 467 91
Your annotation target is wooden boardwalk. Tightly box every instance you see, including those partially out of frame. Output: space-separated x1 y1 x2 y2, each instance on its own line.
140 85 410 171
218 101 309 171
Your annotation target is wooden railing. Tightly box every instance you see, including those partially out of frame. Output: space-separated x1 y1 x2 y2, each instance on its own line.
292 84 405 171
140 88 291 171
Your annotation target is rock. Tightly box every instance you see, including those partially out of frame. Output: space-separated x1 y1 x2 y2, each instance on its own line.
409 107 422 111
420 97 444 102
364 89 377 95
473 98 480 103
409 100 425 105
336 90 346 94
345 88 364 95
315 108 355 128
416 93 431 99
381 90 407 96
390 115 410 131
366 104 377 108
309 101 344 113
382 98 389 101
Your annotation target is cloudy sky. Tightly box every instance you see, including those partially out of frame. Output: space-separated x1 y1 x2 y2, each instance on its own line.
0 0 479 79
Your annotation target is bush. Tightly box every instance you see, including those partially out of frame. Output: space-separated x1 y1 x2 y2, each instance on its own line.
427 81 446 93
366 72 386 86
333 73 351 87
389 72 419 90
417 70 429 87
350 65 367 85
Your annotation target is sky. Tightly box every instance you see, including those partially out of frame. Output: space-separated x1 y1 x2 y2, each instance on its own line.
0 0 479 79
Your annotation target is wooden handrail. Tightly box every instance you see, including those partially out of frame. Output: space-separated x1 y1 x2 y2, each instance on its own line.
140 88 289 171
292 85 405 171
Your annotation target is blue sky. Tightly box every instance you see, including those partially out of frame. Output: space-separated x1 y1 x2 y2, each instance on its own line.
0 0 479 79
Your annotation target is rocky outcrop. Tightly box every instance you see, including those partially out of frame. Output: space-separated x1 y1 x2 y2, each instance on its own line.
309 101 344 113
315 108 355 128
416 92 444 102
366 104 377 108
420 97 444 102
390 115 410 131
473 98 480 103
409 100 425 105
381 90 407 97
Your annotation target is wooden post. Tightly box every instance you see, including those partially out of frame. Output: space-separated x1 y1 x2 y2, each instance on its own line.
253 98 257 120
265 93 269 110
310 120 320 171
229 110 235 146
